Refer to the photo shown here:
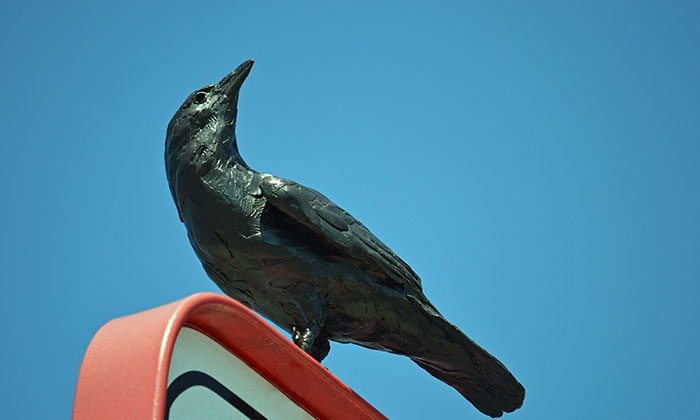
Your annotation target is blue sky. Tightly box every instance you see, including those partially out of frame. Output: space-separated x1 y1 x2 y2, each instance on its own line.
2 1 699 419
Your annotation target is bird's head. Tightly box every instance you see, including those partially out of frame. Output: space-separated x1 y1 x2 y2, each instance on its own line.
165 59 254 169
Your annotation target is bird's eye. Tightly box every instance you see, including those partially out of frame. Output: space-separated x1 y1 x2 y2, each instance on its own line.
194 92 207 104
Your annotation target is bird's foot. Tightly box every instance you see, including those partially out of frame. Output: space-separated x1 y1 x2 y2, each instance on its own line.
292 326 330 362
291 325 306 347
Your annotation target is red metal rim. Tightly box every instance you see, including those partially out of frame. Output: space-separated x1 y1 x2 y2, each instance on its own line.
72 292 386 420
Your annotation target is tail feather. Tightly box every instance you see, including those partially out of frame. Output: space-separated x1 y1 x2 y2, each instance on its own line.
409 318 525 417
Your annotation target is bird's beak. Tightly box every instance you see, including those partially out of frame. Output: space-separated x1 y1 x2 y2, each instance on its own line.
218 59 254 99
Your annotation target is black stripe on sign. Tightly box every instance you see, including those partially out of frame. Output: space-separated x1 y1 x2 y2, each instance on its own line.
165 370 269 420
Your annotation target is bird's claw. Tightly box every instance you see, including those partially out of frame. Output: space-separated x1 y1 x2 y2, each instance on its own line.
291 325 314 351
291 326 330 362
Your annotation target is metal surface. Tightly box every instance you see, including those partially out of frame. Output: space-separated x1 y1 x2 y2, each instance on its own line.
164 60 525 417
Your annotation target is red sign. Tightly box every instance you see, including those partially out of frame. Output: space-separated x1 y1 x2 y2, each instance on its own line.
73 293 387 420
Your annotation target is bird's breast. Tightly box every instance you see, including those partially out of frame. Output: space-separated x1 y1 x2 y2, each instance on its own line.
175 166 263 248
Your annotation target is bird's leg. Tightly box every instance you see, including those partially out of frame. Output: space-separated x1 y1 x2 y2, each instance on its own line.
310 333 330 361
291 318 330 362
290 290 331 362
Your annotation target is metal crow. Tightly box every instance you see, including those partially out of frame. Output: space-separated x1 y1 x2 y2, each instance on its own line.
164 59 525 417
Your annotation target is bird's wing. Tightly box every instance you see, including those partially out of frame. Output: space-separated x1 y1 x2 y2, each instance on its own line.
258 175 423 292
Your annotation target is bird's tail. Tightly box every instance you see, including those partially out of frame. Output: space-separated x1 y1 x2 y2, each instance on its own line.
407 312 524 417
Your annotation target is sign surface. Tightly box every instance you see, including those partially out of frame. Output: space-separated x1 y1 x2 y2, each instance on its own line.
167 327 314 420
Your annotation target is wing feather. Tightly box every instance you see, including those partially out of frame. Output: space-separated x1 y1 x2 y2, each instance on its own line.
259 176 423 292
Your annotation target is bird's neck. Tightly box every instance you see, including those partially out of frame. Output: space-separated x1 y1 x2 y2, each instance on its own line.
221 134 251 170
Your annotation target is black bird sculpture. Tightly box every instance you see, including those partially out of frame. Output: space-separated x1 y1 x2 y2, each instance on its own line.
164 59 525 417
